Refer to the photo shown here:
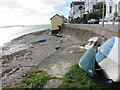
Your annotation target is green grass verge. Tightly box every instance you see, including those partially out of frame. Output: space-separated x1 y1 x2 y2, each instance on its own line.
3 64 120 89
58 64 120 89
4 69 54 88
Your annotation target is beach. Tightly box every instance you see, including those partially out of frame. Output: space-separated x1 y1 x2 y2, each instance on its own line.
1 29 86 87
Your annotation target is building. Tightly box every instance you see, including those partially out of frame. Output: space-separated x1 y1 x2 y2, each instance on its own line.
69 0 120 23
105 0 120 22
61 15 68 23
84 0 101 13
69 1 85 21
84 0 120 23
118 1 120 18
50 14 64 34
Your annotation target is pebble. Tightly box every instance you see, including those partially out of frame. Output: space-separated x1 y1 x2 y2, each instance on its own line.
69 51 73 53
22 74 26 77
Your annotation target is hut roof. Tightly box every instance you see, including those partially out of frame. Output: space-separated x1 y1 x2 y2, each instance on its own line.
50 14 63 20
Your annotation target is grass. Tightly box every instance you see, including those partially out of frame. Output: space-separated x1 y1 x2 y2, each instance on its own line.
58 64 120 89
3 64 120 89
3 69 54 88
73 50 83 54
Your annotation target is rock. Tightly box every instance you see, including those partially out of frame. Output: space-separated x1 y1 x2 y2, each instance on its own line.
29 44 34 48
53 34 62 37
22 74 27 77
69 51 73 54
43 79 62 88
56 34 63 37
2 68 12 76
55 46 60 50
7 68 19 76
64 38 69 41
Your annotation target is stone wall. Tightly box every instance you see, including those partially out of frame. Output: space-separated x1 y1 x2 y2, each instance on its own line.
62 24 118 43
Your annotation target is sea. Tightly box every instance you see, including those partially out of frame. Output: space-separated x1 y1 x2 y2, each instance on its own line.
0 24 50 47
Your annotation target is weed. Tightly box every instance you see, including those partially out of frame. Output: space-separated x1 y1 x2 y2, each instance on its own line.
58 64 120 89
3 69 53 88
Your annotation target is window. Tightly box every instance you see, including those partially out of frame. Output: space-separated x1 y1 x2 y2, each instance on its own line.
109 6 112 13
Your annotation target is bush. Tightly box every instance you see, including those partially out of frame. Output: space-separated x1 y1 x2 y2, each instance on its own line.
73 2 106 24
74 15 87 24
114 12 118 18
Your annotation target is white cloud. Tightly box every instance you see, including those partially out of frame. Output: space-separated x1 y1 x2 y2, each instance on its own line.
0 0 66 26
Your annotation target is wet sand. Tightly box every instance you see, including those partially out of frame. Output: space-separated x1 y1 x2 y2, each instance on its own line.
1 29 86 87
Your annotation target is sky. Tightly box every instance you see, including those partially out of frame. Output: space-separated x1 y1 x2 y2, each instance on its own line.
0 0 81 26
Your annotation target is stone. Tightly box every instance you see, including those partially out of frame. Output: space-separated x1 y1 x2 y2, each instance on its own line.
55 46 60 50
43 79 62 88
22 74 27 77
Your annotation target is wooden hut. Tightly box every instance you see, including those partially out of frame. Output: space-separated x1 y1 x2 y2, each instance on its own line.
50 14 64 34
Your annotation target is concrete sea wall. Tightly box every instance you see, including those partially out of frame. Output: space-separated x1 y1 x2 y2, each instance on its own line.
62 24 118 43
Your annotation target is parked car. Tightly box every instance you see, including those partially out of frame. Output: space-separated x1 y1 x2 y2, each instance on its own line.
87 19 99 24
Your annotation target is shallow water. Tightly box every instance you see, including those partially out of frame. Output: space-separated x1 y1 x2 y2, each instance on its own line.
0 24 50 47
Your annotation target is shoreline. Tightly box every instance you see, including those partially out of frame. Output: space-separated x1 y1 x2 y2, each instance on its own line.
9 28 50 43
1 29 83 87
0 28 50 48
1 29 51 86
0 24 50 28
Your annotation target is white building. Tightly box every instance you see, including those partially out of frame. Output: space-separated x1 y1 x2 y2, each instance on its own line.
84 0 102 13
69 0 120 23
105 0 120 21
118 1 120 17
69 1 85 21
84 0 120 23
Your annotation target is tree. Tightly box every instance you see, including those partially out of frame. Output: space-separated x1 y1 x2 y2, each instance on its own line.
72 2 106 24
114 12 118 18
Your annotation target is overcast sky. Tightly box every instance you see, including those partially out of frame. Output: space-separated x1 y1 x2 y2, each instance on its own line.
0 0 81 26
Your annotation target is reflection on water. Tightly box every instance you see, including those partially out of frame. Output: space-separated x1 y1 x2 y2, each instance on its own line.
0 24 50 47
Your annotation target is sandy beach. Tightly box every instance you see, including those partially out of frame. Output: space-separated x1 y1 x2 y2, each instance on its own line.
0 29 86 87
